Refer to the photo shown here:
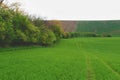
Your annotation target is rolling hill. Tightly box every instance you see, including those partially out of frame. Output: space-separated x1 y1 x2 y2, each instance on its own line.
60 20 120 36
61 20 78 32
76 20 120 36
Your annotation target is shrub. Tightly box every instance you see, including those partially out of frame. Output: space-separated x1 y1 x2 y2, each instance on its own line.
45 20 64 40
101 33 112 37
0 8 15 46
12 12 41 44
62 32 98 38
62 32 71 39
39 27 56 45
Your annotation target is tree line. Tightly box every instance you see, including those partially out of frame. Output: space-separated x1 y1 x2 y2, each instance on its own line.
63 32 112 39
0 2 64 47
0 2 112 47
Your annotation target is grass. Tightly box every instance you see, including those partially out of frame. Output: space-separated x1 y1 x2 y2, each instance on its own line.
0 37 120 80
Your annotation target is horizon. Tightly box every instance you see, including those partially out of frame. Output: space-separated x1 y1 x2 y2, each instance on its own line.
47 19 120 21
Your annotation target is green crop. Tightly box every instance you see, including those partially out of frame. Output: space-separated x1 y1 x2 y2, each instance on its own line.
0 37 120 80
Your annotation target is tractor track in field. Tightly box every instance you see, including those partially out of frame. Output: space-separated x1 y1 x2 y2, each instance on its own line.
85 50 120 80
85 55 96 80
75 39 120 80
85 46 120 79
93 54 120 78
75 40 96 80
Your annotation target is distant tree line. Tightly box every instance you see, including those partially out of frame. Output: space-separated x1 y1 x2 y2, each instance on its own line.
63 32 112 39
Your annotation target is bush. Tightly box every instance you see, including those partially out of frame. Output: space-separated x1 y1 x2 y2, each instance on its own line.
12 13 39 44
45 20 64 40
0 8 15 46
62 32 98 38
62 32 71 39
29 16 57 45
39 27 56 45
101 33 112 37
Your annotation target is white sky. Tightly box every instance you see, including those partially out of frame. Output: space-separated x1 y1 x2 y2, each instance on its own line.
6 0 120 20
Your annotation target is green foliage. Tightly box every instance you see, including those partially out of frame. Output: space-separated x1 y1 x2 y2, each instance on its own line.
39 27 56 45
29 16 45 28
62 32 112 39
11 11 41 44
63 32 97 38
0 8 15 46
62 32 71 39
15 29 27 42
101 33 112 37
0 2 64 47
46 20 64 40
29 17 57 45
50 25 63 40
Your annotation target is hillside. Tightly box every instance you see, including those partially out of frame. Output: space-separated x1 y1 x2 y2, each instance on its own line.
76 20 120 36
60 20 120 36
61 20 78 32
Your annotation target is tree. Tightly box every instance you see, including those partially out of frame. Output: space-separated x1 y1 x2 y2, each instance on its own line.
39 27 56 45
0 2 60 47
0 7 15 47
45 20 64 40
12 12 41 45
29 16 45 28
29 16 58 45
0 22 15 46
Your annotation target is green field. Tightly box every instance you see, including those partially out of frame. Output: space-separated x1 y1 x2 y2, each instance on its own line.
0 38 120 80
76 21 120 36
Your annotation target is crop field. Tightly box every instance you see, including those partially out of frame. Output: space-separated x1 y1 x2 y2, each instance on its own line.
76 21 120 36
0 38 120 80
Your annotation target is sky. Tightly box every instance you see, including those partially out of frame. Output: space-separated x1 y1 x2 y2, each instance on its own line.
6 0 120 20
